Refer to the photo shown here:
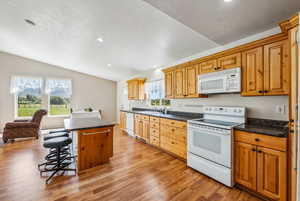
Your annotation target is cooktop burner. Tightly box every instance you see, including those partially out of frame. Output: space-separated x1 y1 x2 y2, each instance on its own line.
189 119 241 128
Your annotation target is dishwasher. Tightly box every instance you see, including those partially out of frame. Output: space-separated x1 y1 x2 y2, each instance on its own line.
126 113 134 136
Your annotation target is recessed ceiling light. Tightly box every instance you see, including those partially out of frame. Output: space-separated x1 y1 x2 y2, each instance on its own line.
25 19 36 26
224 0 232 2
97 38 104 43
153 65 157 68
107 64 111 67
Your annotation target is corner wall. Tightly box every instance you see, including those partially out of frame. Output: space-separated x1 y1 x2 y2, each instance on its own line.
0 52 117 130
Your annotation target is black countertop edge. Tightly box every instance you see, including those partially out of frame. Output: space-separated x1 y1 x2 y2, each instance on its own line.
120 109 202 122
234 118 289 138
67 123 116 132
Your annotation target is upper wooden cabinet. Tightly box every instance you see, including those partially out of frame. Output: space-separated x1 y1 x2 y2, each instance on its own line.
186 64 199 98
198 53 241 74
163 64 206 99
264 40 289 95
242 47 264 96
127 78 146 100
198 59 218 74
242 40 289 96
218 52 242 70
174 67 186 98
164 71 174 99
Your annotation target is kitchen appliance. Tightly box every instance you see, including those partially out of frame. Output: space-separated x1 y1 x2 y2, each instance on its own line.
126 113 134 136
198 67 241 94
187 106 246 187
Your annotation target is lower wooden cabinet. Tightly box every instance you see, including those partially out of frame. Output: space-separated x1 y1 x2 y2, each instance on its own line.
235 130 287 201
235 142 257 191
160 120 187 159
133 114 187 159
257 147 287 201
134 114 149 142
120 112 127 130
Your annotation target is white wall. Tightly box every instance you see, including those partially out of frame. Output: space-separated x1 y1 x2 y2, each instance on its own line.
117 27 289 122
0 52 117 130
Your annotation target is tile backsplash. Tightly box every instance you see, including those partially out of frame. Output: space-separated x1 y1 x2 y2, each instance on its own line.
128 94 289 121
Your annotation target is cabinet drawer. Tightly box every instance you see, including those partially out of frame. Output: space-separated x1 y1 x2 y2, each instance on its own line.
141 115 150 121
150 135 159 146
150 116 160 123
134 114 142 120
150 128 160 138
235 130 287 152
150 122 160 129
160 119 186 129
161 126 186 142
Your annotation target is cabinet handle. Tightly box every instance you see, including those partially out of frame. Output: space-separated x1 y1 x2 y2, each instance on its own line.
252 148 256 152
257 150 262 153
290 119 295 123
255 138 260 142
290 129 295 133
264 90 268 93
82 129 111 135
258 90 263 93
171 129 175 132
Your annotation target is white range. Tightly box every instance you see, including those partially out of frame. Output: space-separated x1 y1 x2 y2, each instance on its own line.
187 106 246 187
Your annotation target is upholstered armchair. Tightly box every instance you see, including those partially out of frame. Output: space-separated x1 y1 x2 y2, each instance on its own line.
2 109 47 143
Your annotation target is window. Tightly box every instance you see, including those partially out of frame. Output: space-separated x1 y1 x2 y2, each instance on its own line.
46 79 72 116
145 80 164 100
10 76 43 118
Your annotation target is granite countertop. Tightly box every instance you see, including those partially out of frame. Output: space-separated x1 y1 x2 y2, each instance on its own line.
234 118 289 138
120 108 202 122
64 118 116 131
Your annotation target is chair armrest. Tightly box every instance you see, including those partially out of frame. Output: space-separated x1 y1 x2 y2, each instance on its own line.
14 119 30 122
5 122 39 129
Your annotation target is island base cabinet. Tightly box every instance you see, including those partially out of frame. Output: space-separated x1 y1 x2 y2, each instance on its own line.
77 127 113 172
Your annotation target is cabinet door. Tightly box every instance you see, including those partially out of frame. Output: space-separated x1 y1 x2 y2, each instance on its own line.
134 119 141 137
142 120 150 142
264 40 289 95
198 59 217 74
218 53 241 70
185 65 198 98
128 82 133 99
174 67 186 98
131 80 139 99
235 142 257 191
242 47 264 96
257 147 287 201
120 112 126 130
164 71 174 99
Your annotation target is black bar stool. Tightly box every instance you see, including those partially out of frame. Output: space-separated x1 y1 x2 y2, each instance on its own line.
40 137 76 184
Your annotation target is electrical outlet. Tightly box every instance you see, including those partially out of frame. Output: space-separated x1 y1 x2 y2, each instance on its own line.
276 105 285 114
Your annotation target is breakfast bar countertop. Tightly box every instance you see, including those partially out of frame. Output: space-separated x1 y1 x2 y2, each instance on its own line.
64 118 116 131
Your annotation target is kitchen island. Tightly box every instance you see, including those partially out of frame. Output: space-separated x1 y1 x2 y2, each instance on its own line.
64 118 116 172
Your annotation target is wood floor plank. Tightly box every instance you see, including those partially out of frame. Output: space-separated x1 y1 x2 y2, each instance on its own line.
0 126 264 201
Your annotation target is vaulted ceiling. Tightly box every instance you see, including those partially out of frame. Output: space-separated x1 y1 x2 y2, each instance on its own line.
0 0 299 81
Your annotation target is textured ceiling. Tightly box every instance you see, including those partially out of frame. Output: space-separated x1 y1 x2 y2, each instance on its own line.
0 0 218 81
143 0 300 44
0 0 299 81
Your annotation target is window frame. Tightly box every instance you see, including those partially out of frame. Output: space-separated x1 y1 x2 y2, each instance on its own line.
46 78 72 118
12 76 43 119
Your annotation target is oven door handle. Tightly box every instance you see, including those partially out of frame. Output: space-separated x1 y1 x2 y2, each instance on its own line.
188 126 231 136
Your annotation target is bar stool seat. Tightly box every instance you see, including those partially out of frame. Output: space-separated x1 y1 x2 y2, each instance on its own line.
44 132 69 141
43 137 72 149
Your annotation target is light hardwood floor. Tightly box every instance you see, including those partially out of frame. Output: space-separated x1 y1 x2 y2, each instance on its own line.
0 127 263 201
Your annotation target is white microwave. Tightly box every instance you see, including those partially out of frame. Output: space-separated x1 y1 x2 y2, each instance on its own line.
198 67 241 94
